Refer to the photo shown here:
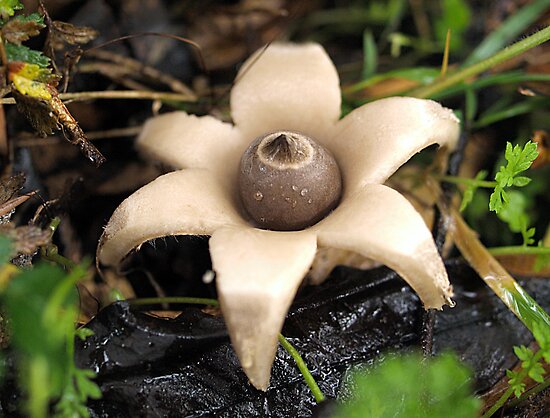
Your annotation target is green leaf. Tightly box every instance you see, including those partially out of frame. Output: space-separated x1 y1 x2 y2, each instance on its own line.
75 327 95 341
332 353 481 418
512 176 531 187
464 0 550 66
513 345 532 362
474 97 550 129
5 42 50 67
13 12 43 24
489 185 504 213
1 262 98 417
523 228 536 246
362 30 377 79
0 0 22 21
74 368 101 400
0 234 13 264
528 362 545 383
464 86 477 125
532 321 550 351
434 0 471 50
2 263 76 406
490 141 538 215
506 369 526 398
496 190 529 232
513 382 526 398
460 170 487 212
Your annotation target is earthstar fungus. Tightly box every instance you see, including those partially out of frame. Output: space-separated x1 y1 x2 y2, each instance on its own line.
97 43 460 390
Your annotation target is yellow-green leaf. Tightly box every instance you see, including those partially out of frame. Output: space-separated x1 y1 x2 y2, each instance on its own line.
8 61 57 100
0 0 23 21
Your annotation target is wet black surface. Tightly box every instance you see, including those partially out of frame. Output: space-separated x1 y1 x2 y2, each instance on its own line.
69 260 550 418
75 303 228 378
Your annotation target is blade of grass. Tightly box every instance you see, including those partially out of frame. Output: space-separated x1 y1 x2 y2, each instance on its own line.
450 207 550 333
440 29 451 77
409 25 550 99
464 0 550 66
488 246 550 257
347 70 550 104
464 86 476 126
429 72 550 101
362 30 377 79
473 97 550 128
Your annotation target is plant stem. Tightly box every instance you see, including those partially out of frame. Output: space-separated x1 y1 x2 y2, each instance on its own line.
440 29 451 77
488 246 550 257
130 296 326 402
43 266 86 325
27 357 48 418
278 333 325 403
40 245 76 270
481 350 544 418
410 25 550 99
0 90 196 104
507 375 550 408
0 34 9 88
437 175 497 188
482 386 514 418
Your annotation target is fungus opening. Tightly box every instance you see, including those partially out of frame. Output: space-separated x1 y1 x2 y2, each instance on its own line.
238 130 342 231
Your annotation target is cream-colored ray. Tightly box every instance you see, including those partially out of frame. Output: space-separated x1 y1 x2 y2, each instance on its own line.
209 226 317 390
98 169 246 266
137 112 247 184
314 184 453 309
328 97 460 197
231 43 341 142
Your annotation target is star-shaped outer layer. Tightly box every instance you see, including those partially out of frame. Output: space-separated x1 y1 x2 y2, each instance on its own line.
97 43 460 390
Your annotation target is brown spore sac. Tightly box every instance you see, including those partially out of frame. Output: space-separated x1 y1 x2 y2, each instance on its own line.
238 131 342 231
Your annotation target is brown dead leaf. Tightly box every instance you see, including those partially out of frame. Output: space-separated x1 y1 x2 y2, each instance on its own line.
0 194 33 219
12 86 106 166
0 173 25 205
524 63 550 96
48 88 105 166
186 0 295 70
495 254 550 278
532 130 549 168
50 20 98 49
12 89 59 135
2 15 45 45
0 224 51 256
